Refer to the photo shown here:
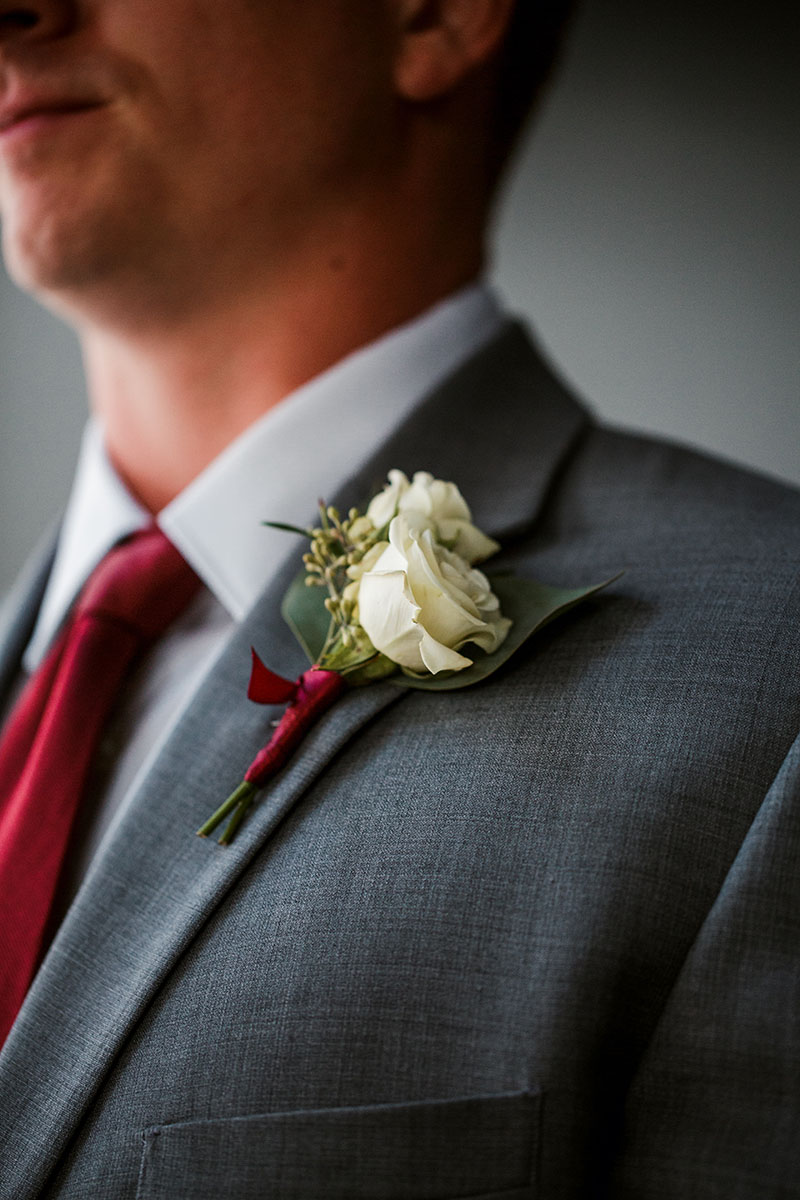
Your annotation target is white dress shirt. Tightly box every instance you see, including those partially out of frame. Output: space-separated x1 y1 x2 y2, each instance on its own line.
24 283 505 900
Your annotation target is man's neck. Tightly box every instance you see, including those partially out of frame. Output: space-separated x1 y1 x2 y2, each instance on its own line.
82 245 483 514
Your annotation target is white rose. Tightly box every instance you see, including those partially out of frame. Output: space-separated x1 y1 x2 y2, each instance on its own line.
357 514 512 675
366 470 499 565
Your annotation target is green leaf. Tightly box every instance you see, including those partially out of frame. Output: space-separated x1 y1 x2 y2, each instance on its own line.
263 520 315 537
281 572 332 664
391 572 621 692
282 568 620 684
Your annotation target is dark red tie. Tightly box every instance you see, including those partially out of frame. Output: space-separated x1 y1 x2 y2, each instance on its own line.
0 525 201 1046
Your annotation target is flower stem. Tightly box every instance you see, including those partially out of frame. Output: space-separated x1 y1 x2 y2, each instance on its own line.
196 780 256 839
219 788 256 845
197 668 346 846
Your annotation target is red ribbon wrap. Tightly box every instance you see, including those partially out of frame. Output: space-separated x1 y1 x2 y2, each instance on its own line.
243 658 346 787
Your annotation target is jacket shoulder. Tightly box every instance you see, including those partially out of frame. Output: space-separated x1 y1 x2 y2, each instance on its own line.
565 423 800 559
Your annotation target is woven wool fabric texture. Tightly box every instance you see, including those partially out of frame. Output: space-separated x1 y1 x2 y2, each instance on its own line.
0 324 797 1198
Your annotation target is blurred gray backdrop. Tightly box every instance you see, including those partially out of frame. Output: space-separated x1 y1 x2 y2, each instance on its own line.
1 0 798 593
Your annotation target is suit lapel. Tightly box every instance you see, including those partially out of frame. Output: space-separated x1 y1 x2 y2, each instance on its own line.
0 527 57 701
341 321 588 543
0 322 590 1198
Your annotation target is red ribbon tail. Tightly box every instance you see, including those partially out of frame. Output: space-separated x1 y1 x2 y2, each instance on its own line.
247 650 299 704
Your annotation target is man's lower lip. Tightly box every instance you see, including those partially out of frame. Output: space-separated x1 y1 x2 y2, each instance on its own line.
0 107 103 145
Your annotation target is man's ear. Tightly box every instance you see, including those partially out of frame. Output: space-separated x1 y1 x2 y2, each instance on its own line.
392 0 516 102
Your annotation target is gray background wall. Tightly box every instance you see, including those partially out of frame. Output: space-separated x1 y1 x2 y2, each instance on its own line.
1 0 798 593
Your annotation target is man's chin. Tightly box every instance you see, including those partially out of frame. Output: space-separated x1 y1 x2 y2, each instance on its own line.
1 205 116 321
3 224 75 309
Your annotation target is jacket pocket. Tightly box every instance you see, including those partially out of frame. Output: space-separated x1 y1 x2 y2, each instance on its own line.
136 1089 540 1200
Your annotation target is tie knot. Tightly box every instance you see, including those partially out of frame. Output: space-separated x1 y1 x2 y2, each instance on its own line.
76 524 202 644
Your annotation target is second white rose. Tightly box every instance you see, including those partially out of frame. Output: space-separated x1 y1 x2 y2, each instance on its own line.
357 514 512 675
365 469 499 564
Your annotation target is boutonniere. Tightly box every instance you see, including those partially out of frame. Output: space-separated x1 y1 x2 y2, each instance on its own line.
198 470 617 844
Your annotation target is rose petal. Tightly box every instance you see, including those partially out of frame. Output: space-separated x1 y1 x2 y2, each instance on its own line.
418 630 473 674
357 569 426 672
438 519 500 564
404 531 487 647
366 469 410 529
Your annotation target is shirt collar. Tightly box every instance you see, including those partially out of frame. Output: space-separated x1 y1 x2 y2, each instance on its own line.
24 282 504 670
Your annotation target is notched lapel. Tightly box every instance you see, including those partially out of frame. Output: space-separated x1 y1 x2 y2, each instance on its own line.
0 552 407 1200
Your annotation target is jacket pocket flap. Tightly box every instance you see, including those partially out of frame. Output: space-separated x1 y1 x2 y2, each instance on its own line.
137 1090 540 1199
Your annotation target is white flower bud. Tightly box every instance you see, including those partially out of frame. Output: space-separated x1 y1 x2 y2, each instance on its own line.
365 470 499 564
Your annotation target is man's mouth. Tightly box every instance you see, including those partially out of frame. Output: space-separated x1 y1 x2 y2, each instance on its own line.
0 96 106 141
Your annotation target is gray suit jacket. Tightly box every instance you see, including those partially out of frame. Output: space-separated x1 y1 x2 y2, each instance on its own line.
0 324 798 1199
